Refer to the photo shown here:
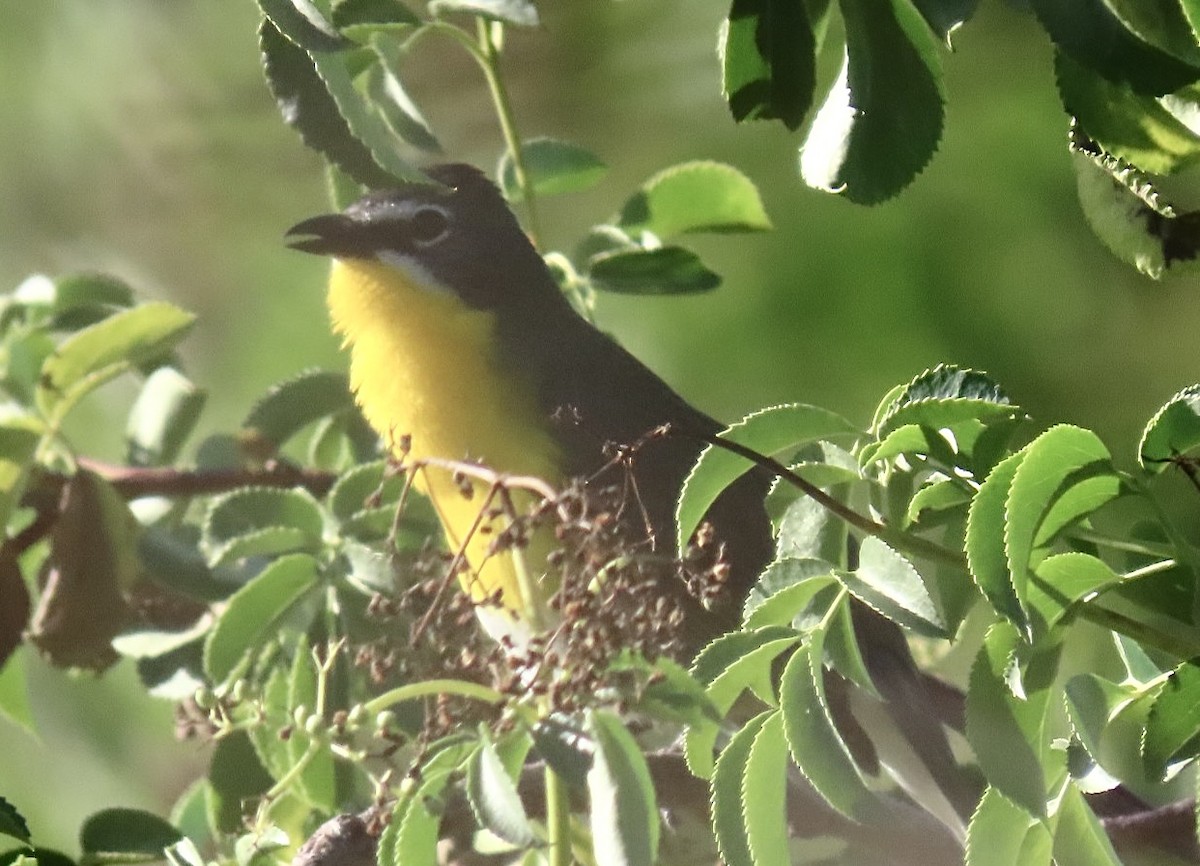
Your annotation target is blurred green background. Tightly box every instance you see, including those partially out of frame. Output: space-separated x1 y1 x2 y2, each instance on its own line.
1 0 1197 852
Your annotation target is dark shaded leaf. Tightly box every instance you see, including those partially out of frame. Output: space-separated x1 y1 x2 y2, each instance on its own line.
1144 660 1200 780
720 0 816 130
1030 0 1200 95
28 471 139 671
1140 383 1200 470
586 247 720 295
79 809 182 866
259 19 399 188
0 797 30 845
800 0 944 204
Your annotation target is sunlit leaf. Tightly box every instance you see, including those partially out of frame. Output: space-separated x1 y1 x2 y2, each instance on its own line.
618 161 772 237
499 138 607 201
203 554 320 682
1140 383 1200 470
677 403 858 551
587 710 659 866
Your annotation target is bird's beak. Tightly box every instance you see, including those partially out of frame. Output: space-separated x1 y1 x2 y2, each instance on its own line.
285 213 357 255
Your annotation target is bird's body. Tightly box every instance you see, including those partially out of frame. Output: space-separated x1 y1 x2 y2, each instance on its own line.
292 164 772 644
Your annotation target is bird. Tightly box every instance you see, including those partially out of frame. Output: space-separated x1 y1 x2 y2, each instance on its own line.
286 162 774 648
286 162 974 831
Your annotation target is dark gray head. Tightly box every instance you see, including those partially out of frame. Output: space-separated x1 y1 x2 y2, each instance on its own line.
286 164 554 310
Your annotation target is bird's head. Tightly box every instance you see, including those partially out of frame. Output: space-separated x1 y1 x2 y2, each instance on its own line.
286 163 549 310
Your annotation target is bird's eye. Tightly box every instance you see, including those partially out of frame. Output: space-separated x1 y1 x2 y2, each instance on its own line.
408 207 450 245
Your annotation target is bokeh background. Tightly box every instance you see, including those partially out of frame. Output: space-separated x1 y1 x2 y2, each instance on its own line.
2 0 1198 851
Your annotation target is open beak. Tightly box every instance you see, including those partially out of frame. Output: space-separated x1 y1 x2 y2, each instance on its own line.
285 213 357 255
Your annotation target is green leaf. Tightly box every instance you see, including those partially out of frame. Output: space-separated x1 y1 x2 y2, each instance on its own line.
912 0 980 43
874 365 1016 437
0 851 76 866
773 482 850 565
779 632 876 819
79 809 182 866
1057 52 1200 175
367 40 440 151
741 711 790 866
691 626 800 709
258 0 348 51
965 449 1030 629
36 302 196 422
800 0 944 204
685 626 799 777
242 369 358 449
1026 553 1120 636
164 836 205 866
965 786 1051 866
1030 0 1200 95
259 19 403 188
1069 127 1200 278
1144 660 1200 781
0 416 42 531
233 826 289 866
1005 425 1114 614
333 0 421 39
531 716 593 789
393 771 454 866
207 732 274 834
677 403 859 551
126 367 206 467
587 709 659 866
906 478 971 527
838 536 946 638
203 553 320 682
286 646 338 810
1065 673 1157 786
498 139 607 201
1051 784 1122 866
428 0 539 26
465 733 534 848
0 796 31 844
719 0 816 130
710 711 769 866
618 161 771 237
1140 384 1200 471
202 487 325 567
46 273 135 314
965 623 1062 817
0 650 35 734
111 616 212 659
138 528 238 603
586 246 721 295
614 653 721 727
329 459 405 523
743 559 838 626
248 664 295 786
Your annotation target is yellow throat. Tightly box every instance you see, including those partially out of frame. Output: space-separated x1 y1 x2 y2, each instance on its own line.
326 257 563 628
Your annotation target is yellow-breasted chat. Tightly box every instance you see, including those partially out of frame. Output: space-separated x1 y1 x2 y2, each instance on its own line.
286 163 774 648
287 162 972 817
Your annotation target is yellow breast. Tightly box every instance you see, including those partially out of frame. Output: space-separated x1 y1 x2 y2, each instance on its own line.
326 258 563 625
